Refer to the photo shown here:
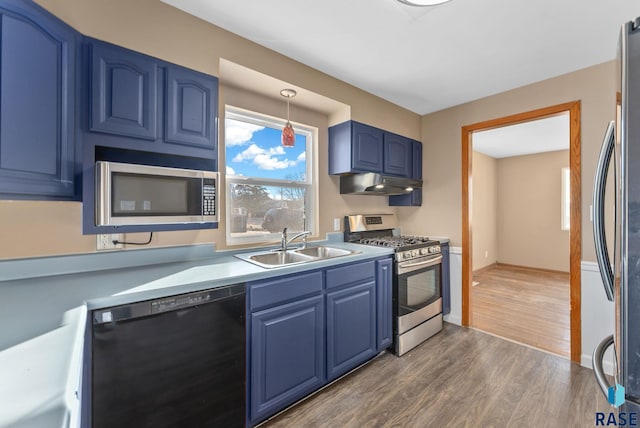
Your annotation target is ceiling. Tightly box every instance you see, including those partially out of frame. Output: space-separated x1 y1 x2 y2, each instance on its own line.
472 113 569 159
160 0 640 115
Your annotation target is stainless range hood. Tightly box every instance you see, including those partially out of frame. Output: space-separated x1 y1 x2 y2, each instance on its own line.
339 173 422 195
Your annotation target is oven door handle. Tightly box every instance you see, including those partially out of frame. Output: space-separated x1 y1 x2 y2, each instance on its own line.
398 255 442 274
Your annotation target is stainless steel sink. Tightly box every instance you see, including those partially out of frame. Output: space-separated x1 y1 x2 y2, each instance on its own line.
235 245 360 269
293 246 354 258
247 251 314 267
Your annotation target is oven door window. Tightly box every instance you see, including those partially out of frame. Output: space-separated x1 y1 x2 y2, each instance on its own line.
397 264 441 316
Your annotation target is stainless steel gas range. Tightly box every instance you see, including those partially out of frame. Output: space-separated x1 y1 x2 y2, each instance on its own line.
344 214 443 356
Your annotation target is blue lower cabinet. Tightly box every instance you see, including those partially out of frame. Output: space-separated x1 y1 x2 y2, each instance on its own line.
250 294 324 423
248 258 389 426
441 242 451 315
326 281 376 381
376 258 393 351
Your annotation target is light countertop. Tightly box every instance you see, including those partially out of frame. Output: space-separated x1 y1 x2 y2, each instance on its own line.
0 238 393 428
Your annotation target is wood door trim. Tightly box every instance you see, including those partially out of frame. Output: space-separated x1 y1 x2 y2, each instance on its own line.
461 101 582 362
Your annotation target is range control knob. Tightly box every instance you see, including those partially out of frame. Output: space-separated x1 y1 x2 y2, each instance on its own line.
420 248 430 255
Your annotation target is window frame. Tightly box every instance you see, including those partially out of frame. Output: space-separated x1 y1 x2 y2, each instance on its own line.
224 106 317 246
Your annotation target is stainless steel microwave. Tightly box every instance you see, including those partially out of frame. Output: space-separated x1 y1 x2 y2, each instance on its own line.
95 161 219 226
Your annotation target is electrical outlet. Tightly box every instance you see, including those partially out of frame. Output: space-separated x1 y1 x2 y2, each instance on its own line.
97 234 124 251
333 218 341 231
484 250 489 258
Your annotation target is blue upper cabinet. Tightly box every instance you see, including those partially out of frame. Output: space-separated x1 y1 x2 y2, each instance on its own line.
329 120 415 178
389 139 423 206
329 121 383 174
0 0 79 200
85 38 218 164
166 66 217 150
412 139 422 179
383 132 412 177
90 40 157 140
352 122 384 173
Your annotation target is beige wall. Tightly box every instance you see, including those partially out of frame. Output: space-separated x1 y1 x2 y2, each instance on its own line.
0 0 415 260
399 60 616 263
471 151 498 271
497 150 570 272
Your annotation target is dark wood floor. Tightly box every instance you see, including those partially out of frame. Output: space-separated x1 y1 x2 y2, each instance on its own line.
472 263 570 358
262 324 610 428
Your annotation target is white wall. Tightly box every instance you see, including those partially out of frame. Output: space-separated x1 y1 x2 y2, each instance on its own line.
444 246 462 326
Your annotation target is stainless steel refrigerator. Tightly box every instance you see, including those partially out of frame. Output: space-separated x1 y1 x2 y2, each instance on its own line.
593 17 640 412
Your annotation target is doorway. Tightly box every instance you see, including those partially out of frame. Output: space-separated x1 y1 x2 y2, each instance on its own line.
461 101 581 362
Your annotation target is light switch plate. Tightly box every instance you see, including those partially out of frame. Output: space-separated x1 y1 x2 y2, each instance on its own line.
333 218 341 231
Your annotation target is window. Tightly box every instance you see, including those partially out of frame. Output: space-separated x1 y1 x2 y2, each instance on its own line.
561 167 570 231
224 106 316 245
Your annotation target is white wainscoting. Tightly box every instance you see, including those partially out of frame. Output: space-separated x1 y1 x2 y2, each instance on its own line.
444 246 462 326
444 250 614 375
581 261 615 375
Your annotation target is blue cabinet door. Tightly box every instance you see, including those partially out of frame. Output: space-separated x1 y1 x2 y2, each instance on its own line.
90 40 157 140
351 122 384 173
441 242 451 315
326 281 376 381
388 187 422 207
0 1 78 200
166 66 217 150
412 140 423 179
250 295 324 423
376 258 393 351
383 132 412 177
389 140 423 206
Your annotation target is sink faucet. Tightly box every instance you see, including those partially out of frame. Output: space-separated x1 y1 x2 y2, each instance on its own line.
281 227 311 251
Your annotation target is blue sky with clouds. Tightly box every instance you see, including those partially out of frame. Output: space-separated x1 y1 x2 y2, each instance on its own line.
225 118 306 180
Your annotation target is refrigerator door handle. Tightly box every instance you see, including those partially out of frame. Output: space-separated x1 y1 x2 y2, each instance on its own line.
592 334 615 400
593 121 616 302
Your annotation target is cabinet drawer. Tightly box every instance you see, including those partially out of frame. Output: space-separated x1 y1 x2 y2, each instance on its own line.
249 271 323 311
325 261 375 291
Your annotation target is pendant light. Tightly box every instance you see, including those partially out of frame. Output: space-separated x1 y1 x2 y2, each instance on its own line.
280 89 297 147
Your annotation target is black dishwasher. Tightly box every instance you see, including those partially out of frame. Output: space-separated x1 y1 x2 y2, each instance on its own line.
90 284 245 428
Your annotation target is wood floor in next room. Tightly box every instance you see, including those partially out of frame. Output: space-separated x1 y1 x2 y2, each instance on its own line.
262 324 611 428
472 263 570 358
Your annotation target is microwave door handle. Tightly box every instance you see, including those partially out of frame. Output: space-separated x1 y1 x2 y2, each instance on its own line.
593 121 615 301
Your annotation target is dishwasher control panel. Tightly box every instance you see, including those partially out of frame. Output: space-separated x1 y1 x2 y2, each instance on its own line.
151 292 212 314
92 283 246 324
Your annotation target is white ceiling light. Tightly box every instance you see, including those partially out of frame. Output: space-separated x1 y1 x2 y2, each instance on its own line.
397 0 451 6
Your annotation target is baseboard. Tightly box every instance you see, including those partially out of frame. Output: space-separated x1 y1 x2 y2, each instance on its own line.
444 313 461 326
472 263 497 276
581 353 614 376
492 262 569 275
581 260 599 272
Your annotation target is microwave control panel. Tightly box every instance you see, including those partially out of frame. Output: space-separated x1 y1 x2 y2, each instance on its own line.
203 178 216 216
